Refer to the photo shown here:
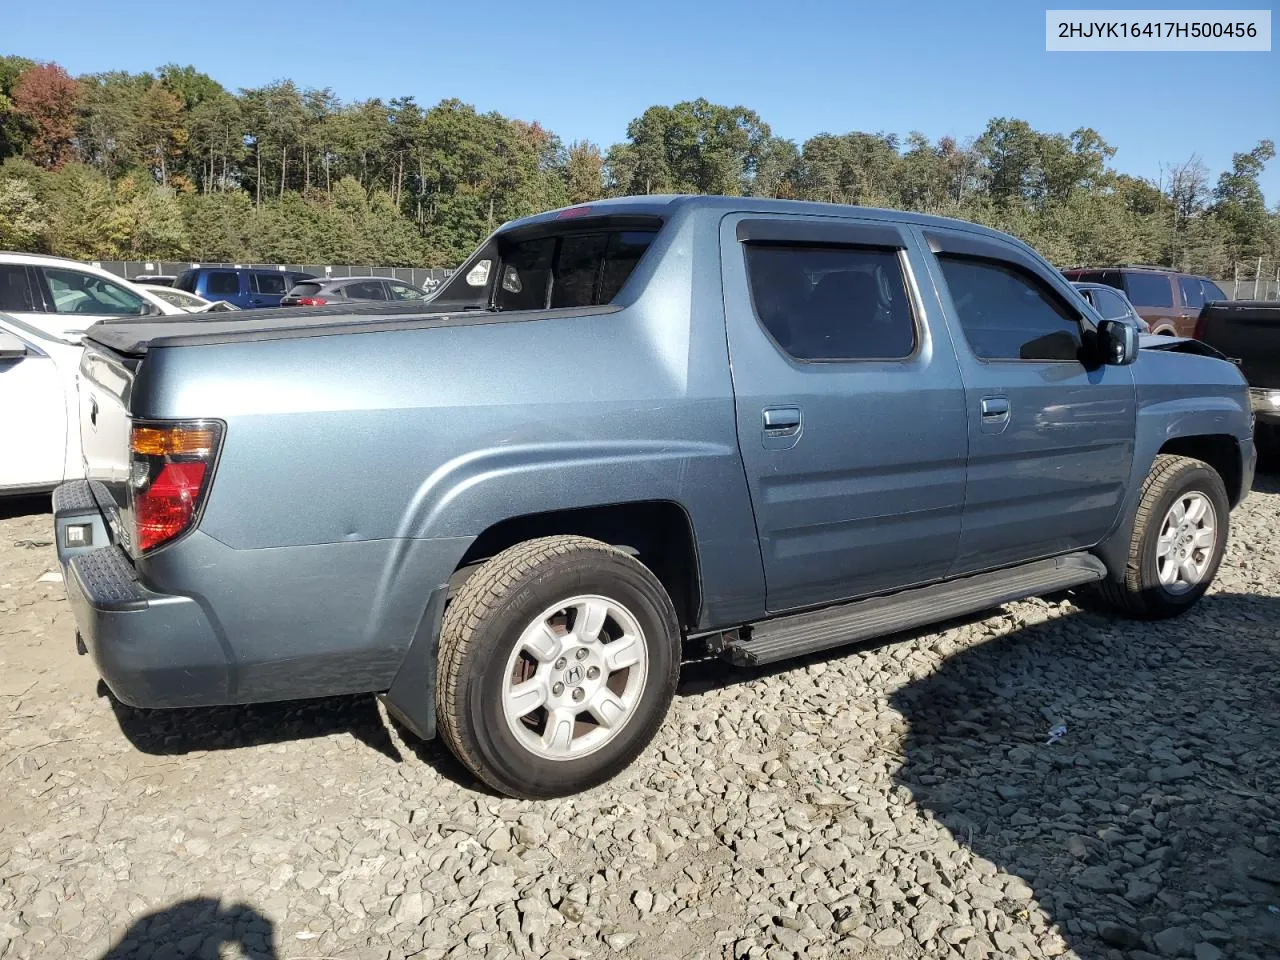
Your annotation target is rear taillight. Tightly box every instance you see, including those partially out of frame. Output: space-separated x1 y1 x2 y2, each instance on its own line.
297 296 328 306
128 420 223 553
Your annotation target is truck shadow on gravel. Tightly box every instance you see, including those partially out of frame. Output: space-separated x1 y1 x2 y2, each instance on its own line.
888 592 1280 960
98 897 278 959
103 685 402 761
101 684 484 790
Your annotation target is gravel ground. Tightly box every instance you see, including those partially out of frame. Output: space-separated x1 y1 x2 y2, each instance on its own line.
1 478 1278 960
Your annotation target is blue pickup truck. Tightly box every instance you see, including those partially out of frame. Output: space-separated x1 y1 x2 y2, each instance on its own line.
55 196 1255 798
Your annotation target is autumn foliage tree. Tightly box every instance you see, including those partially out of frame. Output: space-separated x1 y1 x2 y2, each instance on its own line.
11 63 80 169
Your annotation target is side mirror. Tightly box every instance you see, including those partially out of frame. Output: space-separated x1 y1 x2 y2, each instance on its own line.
1098 318 1139 366
0 331 29 360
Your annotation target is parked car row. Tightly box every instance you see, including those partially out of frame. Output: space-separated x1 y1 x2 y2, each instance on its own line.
173 266 429 309
1061 264 1229 338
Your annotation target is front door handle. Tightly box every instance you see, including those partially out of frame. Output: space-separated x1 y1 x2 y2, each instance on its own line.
763 406 801 433
761 405 802 449
980 396 1010 419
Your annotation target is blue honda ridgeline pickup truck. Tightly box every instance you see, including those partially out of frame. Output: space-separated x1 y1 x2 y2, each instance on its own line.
55 196 1255 798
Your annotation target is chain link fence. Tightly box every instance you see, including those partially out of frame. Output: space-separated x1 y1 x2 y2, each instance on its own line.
1221 258 1280 301
93 260 455 293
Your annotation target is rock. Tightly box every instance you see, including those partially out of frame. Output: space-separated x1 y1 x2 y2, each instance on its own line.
604 932 637 950
872 928 904 947
1153 926 1194 957
1246 859 1280 884
1193 945 1223 960
633 890 653 913
1149 764 1197 783
1097 922 1143 949
942 925 976 944
1075 866 1120 893
297 869 324 891
1125 880 1160 906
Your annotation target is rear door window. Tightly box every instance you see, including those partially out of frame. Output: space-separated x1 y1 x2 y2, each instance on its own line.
344 280 388 300
42 267 146 316
1177 276 1205 310
251 272 287 295
1123 272 1173 308
744 244 917 361
206 271 240 296
387 282 424 300
0 266 39 312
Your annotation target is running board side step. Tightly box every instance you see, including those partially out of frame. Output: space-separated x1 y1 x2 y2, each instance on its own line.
723 553 1107 666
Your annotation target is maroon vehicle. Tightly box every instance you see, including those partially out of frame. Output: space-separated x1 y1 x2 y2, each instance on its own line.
1062 266 1228 338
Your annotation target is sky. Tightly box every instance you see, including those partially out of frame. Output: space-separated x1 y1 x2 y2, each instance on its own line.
4 0 1278 202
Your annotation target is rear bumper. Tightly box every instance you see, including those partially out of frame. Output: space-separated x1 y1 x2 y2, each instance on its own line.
63 542 231 707
53 479 466 717
55 479 231 707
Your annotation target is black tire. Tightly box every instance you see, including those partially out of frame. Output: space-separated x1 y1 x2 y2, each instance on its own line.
436 535 680 799
1098 454 1229 619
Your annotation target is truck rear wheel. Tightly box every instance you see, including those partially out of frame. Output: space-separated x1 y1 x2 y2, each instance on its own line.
436 536 680 799
1098 454 1229 619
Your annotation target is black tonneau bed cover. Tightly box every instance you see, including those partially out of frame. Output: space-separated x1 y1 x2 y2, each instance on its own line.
85 302 620 356
1194 300 1280 389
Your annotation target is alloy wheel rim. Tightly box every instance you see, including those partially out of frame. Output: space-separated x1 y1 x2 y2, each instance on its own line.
501 594 648 761
1155 492 1217 594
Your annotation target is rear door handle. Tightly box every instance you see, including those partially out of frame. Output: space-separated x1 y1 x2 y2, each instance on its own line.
980 397 1010 419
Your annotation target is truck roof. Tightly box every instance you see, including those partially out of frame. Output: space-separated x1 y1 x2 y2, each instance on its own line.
84 195 1043 357
501 194 1021 244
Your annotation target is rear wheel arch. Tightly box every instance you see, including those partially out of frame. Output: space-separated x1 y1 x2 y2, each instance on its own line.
453 501 703 632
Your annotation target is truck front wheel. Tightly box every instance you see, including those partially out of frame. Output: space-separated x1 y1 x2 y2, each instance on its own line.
436 536 681 799
1099 454 1230 619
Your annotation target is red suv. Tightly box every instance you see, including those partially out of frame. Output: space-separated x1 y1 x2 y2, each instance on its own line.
1061 266 1228 338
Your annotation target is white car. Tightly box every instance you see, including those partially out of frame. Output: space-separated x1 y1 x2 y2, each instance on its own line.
136 283 241 314
0 252 184 340
0 253 186 494
0 314 85 494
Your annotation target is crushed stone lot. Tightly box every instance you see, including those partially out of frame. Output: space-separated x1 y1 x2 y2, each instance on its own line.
2 481 1278 960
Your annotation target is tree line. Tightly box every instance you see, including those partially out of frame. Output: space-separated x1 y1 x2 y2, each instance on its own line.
0 55 1275 275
